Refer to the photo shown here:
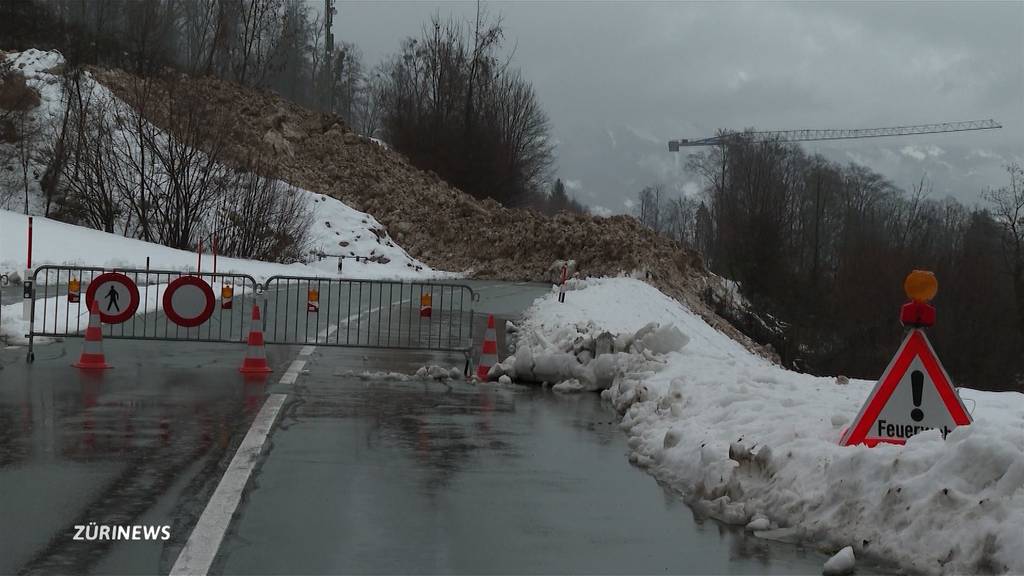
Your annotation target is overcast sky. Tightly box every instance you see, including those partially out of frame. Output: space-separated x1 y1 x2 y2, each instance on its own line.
334 1 1024 215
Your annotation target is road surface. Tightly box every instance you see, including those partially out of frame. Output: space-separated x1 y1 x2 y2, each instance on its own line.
0 280 831 575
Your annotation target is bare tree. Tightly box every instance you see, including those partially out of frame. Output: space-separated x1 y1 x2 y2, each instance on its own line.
179 0 219 74
218 162 311 262
150 80 233 249
57 90 123 232
109 74 165 240
637 184 663 232
37 67 81 216
983 162 1024 343
0 60 42 214
227 0 286 86
12 94 38 215
353 65 386 138
379 11 553 206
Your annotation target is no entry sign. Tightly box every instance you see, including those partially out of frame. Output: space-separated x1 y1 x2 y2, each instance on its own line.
163 276 215 327
85 272 140 324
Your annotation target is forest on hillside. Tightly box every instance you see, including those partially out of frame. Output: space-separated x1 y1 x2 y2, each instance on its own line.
0 0 582 214
634 136 1024 391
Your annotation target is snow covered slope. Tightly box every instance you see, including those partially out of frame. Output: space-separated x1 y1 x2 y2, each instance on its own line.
304 191 429 273
0 209 447 281
510 277 1024 575
0 49 441 278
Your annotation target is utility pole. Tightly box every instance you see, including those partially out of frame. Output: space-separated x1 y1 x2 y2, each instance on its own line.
323 0 336 112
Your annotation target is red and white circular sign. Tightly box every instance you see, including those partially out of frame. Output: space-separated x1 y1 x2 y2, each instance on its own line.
163 276 215 327
85 272 140 324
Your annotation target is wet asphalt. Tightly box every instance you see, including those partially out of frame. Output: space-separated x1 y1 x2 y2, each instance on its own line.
0 280 831 575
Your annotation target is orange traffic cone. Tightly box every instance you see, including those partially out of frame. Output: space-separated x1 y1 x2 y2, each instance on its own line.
73 300 111 369
476 314 498 381
239 302 272 374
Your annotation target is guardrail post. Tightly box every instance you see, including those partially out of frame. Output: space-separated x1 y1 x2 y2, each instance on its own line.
0 273 5 357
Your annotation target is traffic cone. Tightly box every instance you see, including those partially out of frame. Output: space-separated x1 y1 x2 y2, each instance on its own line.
476 314 498 381
73 300 111 370
239 302 272 374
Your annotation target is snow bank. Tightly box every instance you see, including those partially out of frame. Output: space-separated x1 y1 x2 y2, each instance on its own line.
0 209 448 282
513 276 1024 574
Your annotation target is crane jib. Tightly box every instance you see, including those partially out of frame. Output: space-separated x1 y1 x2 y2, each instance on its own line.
668 119 1002 150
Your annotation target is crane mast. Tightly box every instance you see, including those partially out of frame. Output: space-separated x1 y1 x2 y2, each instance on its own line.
668 119 1002 151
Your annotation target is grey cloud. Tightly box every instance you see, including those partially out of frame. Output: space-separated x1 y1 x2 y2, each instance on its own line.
335 1 1023 211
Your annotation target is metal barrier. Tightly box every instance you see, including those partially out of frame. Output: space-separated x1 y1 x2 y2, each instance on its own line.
24 266 478 363
27 265 260 362
261 276 477 354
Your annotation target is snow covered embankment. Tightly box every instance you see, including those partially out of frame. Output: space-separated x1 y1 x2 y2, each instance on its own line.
0 49 450 281
500 277 1024 575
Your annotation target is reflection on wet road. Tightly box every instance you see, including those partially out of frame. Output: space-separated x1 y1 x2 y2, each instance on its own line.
0 337 279 575
1 280 829 575
212 362 827 575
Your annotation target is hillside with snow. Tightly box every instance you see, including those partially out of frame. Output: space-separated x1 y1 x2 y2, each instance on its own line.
0 49 445 281
500 277 1024 575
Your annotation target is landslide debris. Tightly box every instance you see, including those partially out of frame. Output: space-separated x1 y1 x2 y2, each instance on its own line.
95 68 774 358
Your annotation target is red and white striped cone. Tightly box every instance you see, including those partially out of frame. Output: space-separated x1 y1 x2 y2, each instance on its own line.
239 302 272 374
73 299 111 370
476 314 498 381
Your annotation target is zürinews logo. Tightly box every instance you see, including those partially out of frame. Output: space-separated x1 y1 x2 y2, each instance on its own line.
73 524 171 541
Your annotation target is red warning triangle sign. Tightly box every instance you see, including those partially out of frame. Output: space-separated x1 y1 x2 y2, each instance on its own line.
840 329 971 447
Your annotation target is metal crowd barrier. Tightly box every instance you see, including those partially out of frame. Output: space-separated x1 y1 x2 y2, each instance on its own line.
261 276 477 353
27 265 259 362
24 266 478 363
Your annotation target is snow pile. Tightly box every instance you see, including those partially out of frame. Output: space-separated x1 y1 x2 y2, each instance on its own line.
332 366 463 382
305 192 429 274
511 276 1024 574
0 49 443 279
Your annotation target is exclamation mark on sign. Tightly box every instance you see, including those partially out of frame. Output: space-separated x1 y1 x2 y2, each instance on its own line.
910 370 925 422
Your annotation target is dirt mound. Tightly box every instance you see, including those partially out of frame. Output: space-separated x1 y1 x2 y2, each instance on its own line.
95 68 773 357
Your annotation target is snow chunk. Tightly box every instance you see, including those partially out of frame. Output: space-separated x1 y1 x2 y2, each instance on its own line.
552 379 586 393
745 517 770 531
822 546 855 576
634 323 689 355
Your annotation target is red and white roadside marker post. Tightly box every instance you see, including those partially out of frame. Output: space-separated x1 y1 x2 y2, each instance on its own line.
558 263 568 304
840 270 972 447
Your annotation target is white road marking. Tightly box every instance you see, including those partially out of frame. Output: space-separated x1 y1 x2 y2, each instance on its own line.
169 392 288 576
170 300 409 575
299 324 338 356
279 360 306 385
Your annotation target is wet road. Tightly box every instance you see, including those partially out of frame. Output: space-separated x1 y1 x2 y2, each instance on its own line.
1 280 829 575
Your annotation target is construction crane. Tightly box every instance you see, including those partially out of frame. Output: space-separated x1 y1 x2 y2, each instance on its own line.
668 119 1002 151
